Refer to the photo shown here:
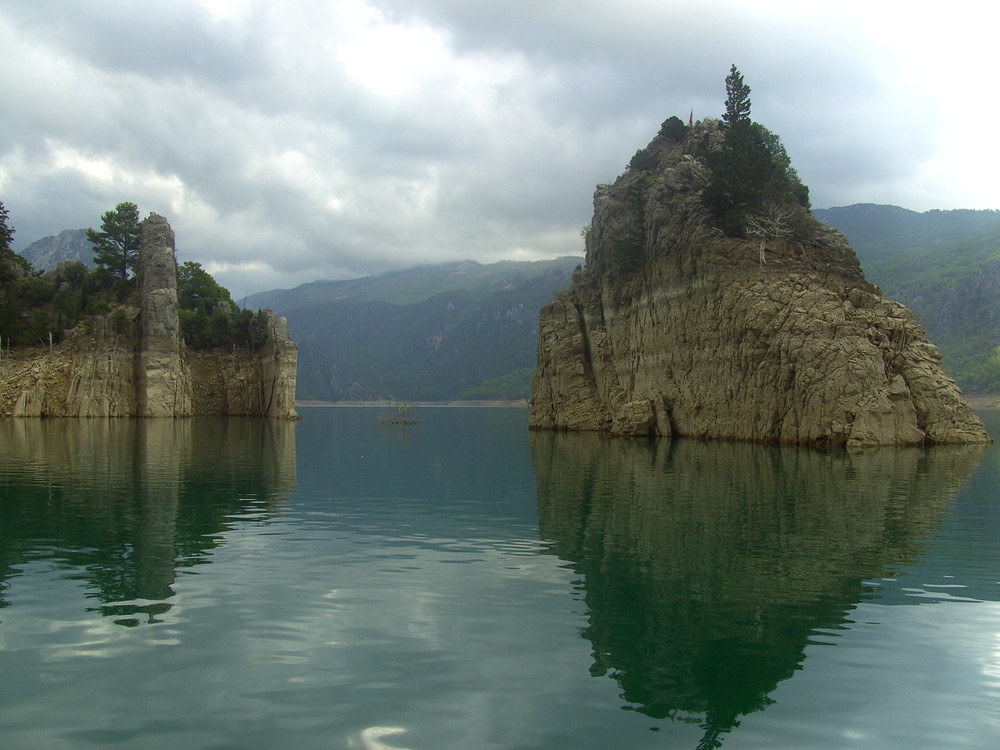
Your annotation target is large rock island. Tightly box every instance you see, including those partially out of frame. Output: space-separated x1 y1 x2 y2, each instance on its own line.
529 119 989 446
1 214 298 419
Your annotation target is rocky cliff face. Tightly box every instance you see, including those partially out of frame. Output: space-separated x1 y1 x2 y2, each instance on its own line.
0 214 298 419
529 120 990 446
137 214 192 417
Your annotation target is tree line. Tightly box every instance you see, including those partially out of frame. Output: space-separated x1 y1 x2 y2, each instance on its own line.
0 200 268 351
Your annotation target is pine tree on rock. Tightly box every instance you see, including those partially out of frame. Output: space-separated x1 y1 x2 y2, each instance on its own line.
87 202 141 281
722 64 751 134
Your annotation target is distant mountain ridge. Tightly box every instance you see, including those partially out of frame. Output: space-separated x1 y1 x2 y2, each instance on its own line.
816 204 1000 393
250 257 583 401
19 229 93 271
246 257 581 310
813 204 1000 262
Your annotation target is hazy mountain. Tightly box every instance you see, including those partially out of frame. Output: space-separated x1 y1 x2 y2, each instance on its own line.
246 257 582 310
19 229 93 271
817 204 1000 393
251 257 583 401
813 204 1000 263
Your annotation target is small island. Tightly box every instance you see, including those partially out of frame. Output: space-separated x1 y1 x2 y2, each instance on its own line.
0 212 297 419
529 68 989 447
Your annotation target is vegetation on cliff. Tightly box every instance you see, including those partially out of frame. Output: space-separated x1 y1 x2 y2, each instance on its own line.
1 211 298 419
590 67 816 279
702 65 810 238
0 201 267 352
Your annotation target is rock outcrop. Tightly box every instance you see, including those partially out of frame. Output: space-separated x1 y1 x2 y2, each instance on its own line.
0 214 298 419
138 214 192 417
529 120 990 446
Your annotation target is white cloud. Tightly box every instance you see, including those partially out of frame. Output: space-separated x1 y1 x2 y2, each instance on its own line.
2 0 997 294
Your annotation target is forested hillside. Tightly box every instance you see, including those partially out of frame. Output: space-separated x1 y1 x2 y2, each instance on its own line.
249 257 581 402
816 204 1000 393
814 204 1000 262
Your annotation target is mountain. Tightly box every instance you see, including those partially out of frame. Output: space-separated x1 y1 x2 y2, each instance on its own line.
19 229 93 270
816 204 1000 393
813 204 1000 262
246 258 581 309
249 257 582 402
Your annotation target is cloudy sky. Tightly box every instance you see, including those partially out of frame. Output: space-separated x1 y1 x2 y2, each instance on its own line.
2 0 997 295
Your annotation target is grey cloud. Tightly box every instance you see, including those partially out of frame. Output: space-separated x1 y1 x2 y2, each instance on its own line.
4 0 268 85
0 1 987 295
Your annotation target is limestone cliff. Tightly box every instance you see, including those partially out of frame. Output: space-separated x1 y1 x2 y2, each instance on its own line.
529 120 989 446
137 214 192 417
0 214 298 419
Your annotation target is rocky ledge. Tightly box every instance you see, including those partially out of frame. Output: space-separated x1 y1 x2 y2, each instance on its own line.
529 121 989 446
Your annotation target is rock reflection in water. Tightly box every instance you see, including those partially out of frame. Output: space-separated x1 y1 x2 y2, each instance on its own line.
0 418 295 626
531 433 986 748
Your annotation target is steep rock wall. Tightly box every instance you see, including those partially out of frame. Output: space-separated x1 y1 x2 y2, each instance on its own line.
0 214 297 419
138 213 192 417
529 121 989 446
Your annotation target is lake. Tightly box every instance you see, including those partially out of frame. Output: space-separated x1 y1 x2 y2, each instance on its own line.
1 406 998 749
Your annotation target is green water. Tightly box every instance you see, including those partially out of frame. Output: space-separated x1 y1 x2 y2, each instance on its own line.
1 407 998 749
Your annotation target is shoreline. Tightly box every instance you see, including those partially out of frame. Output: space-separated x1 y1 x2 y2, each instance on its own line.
295 400 529 408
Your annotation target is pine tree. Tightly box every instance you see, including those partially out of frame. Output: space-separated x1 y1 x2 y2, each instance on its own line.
703 66 809 236
721 64 751 134
87 202 141 280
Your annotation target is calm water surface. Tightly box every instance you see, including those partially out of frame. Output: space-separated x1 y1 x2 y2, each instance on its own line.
1 407 998 749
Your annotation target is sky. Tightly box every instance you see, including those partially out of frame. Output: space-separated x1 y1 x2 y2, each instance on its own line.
2 0 998 295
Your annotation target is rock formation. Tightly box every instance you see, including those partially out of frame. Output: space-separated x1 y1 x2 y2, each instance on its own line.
529 120 990 446
137 214 192 417
0 214 298 419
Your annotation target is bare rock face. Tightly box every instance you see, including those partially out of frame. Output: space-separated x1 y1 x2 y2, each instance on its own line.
138 213 192 417
529 121 990 446
187 311 299 419
257 311 299 418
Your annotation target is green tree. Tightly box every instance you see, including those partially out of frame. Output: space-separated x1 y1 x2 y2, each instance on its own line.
1 201 34 343
176 261 268 351
658 115 690 142
0 200 13 251
721 64 751 134
178 261 234 316
0 200 31 284
87 202 141 280
702 67 809 237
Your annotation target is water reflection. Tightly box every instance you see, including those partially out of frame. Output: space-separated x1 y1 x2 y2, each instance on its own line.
0 418 295 626
531 433 986 748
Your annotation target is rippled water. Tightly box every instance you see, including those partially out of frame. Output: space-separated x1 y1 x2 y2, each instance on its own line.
1 407 998 749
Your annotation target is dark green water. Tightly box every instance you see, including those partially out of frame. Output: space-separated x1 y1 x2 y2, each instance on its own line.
1 407 998 749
